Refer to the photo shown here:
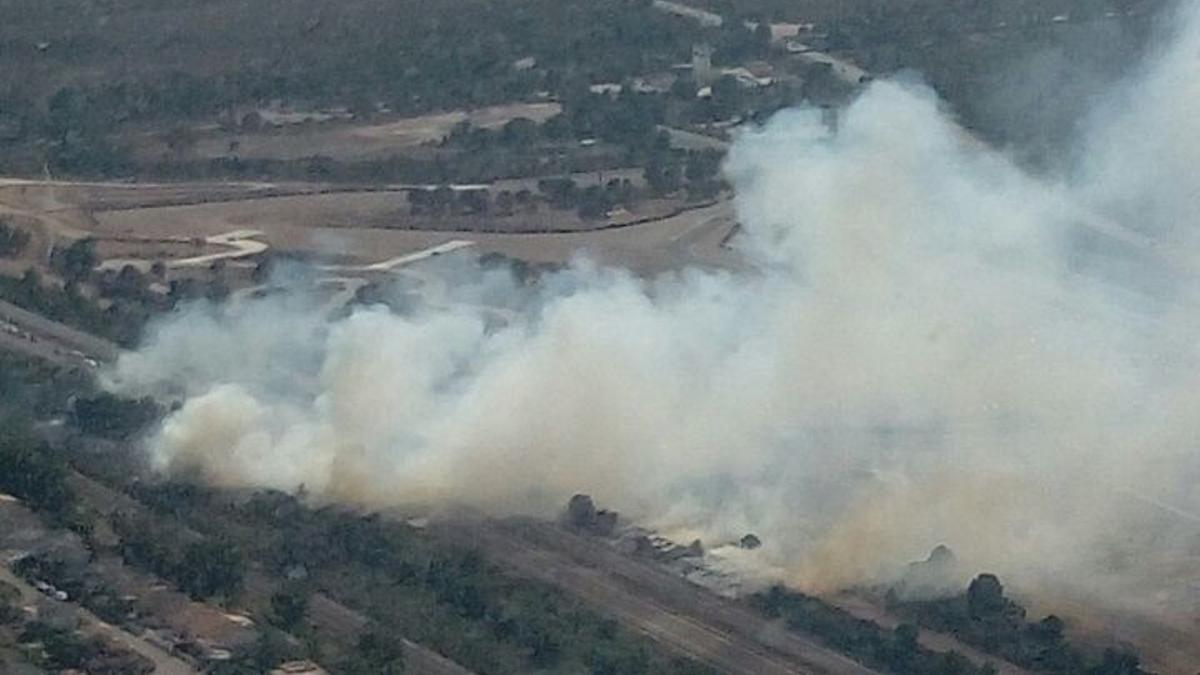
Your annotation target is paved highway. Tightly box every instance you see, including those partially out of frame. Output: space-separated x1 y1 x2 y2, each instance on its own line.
0 299 118 367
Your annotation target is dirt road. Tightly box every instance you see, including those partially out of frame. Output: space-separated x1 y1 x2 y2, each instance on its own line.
97 228 270 273
321 239 475 273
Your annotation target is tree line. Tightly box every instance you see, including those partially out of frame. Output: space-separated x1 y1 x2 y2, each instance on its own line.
888 573 1150 674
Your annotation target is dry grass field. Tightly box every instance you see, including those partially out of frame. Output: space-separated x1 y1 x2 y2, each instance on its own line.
132 102 564 163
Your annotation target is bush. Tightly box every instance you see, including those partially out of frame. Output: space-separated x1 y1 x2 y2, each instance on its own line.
751 584 993 675
176 540 245 600
270 585 310 631
113 512 245 600
73 393 161 440
888 574 1151 674
0 219 31 257
343 631 406 674
0 419 75 516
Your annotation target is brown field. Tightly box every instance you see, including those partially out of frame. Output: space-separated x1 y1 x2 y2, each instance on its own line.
3 169 734 287
93 188 685 236
1021 577 1200 675
67 182 311 211
89 192 736 273
134 102 563 162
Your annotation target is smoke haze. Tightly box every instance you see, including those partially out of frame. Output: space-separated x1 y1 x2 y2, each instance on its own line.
107 2 1200 609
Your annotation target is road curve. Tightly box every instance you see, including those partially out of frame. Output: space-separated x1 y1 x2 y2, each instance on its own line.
96 229 269 273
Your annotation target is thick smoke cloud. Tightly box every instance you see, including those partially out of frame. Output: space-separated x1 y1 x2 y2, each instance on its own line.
107 2 1200 609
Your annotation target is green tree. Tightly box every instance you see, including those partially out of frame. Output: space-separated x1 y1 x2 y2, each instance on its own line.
495 190 515 216
966 574 1005 618
577 185 611 219
671 75 697 100
0 418 74 516
537 177 579 209
894 623 919 652
72 392 160 440
542 114 572 140
0 219 31 257
459 189 490 215
177 540 244 599
710 75 743 120
344 631 406 674
46 87 92 141
685 151 722 182
644 156 681 196
55 237 98 283
224 627 295 673
501 117 540 146
430 186 456 216
162 125 197 156
591 641 650 675
270 586 310 631
1088 649 1143 675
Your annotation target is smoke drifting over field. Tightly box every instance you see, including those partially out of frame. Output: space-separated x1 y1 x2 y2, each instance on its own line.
108 3 1200 605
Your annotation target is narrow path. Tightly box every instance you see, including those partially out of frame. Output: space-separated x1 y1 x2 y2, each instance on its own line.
319 239 474 273
96 229 269 273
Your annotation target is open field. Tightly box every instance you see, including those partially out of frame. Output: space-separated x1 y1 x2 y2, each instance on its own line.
0 170 728 274
90 193 736 271
1027 594 1200 675
159 102 564 162
88 188 672 239
0 175 738 331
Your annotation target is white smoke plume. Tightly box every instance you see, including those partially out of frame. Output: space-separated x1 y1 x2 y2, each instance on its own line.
107 2 1200 612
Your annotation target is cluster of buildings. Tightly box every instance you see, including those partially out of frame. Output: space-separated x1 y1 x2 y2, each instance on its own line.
578 42 778 102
